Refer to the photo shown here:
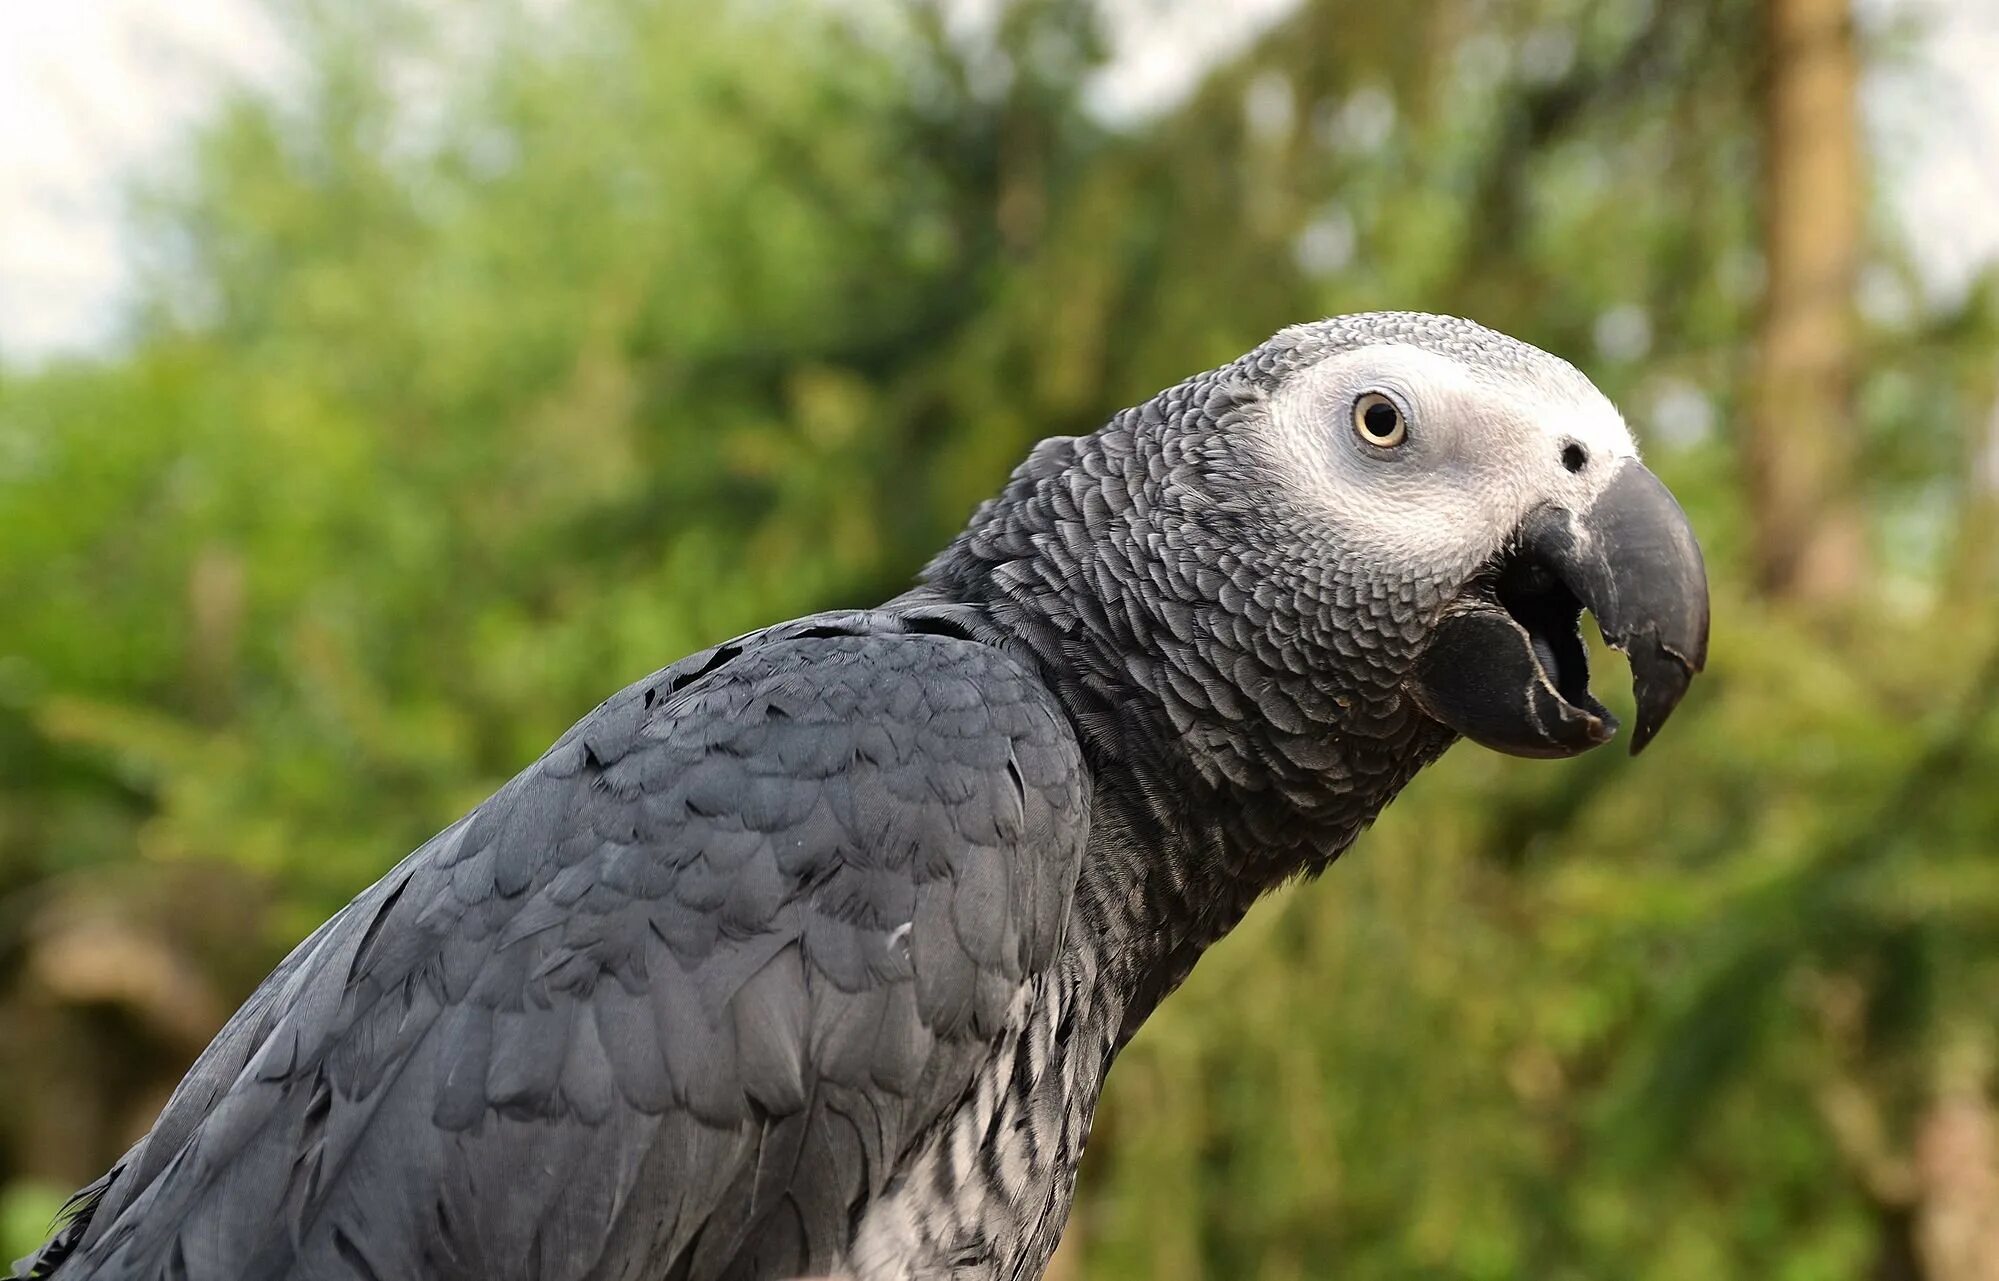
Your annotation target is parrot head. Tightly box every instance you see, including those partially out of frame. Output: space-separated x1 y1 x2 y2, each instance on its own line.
1239 312 1710 758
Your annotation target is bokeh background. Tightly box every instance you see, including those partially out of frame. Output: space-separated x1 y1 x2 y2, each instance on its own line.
4 0 1999 1276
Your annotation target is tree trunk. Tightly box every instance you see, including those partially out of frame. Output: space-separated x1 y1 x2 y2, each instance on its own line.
1948 390 1999 600
1748 0 1868 602
1912 1043 1999 1281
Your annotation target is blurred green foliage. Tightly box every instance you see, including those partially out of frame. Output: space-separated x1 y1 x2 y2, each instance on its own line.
2 0 1997 1276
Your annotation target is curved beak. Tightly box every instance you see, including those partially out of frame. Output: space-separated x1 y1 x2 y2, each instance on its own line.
1411 460 1710 758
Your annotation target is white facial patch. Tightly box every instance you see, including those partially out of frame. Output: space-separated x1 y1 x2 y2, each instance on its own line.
1251 340 1641 589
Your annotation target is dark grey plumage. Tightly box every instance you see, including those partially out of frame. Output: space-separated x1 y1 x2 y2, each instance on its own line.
18 313 1708 1281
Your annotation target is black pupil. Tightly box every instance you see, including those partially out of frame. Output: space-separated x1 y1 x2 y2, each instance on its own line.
1363 400 1399 439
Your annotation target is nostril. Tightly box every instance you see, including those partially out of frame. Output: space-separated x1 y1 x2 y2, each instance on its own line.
1561 441 1587 474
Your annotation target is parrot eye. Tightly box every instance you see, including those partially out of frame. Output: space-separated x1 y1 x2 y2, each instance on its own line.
1352 392 1407 448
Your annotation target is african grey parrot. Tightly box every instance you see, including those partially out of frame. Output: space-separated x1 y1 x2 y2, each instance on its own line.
20 313 1708 1281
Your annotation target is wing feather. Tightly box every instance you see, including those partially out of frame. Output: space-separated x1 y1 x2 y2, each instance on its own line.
34 612 1088 1281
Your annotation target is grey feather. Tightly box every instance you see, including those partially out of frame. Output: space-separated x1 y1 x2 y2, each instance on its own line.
21 313 1702 1281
